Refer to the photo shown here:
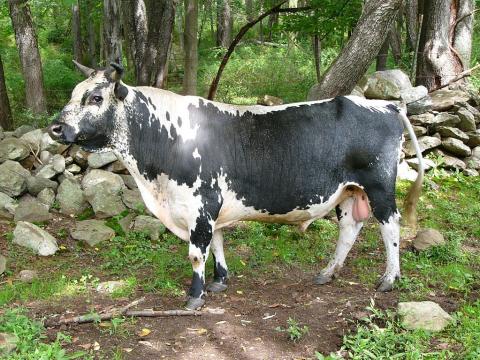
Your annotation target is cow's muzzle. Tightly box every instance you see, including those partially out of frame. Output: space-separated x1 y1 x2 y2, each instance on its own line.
47 121 77 144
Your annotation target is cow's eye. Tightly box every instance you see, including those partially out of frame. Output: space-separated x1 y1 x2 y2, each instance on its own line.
91 95 103 104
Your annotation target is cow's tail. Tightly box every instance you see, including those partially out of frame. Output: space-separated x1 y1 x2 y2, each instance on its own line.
399 109 424 228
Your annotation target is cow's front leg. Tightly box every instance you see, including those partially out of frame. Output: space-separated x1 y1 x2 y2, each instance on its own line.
206 229 228 293
185 216 213 310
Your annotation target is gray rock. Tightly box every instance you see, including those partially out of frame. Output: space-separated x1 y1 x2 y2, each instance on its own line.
432 113 461 128
14 198 51 223
257 95 284 106
82 169 125 193
436 126 469 142
0 160 30 197
397 161 418 181
465 156 480 170
26 176 58 196
13 221 58 256
133 215 165 240
70 219 115 246
463 168 479 177
57 178 88 215
51 154 65 173
37 188 56 209
69 145 89 168
105 160 127 173
404 125 427 140
96 280 127 294
455 101 480 123
407 96 432 115
13 125 34 138
0 255 6 275
350 86 364 97
0 332 18 355
66 163 82 174
118 212 135 233
404 136 441 157
88 151 118 168
413 228 445 251
84 182 126 218
0 126 3 141
406 158 436 171
64 156 73 166
409 113 435 126
20 129 44 149
430 88 470 111
400 85 428 104
398 301 452 331
0 138 30 163
440 154 466 170
473 146 480 159
441 137 471 157
122 188 144 210
39 150 52 164
466 130 480 147
120 174 138 189
364 70 412 100
18 269 38 283
35 164 57 179
40 132 64 153
0 192 16 215
456 107 476 132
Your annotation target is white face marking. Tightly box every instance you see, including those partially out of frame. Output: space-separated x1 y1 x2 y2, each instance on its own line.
345 95 395 114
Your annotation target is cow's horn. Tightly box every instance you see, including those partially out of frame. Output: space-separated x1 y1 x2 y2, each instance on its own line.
106 62 124 82
72 60 95 77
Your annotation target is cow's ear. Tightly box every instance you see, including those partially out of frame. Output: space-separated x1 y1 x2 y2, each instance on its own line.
114 82 128 101
105 62 124 82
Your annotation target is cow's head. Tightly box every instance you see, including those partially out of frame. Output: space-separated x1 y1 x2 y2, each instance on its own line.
48 61 129 152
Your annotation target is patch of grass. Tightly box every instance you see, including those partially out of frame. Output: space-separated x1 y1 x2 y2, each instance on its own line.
0 276 69 306
76 207 95 221
0 308 85 359
275 317 309 342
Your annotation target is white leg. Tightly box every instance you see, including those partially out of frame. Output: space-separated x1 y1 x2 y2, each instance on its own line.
377 212 401 291
206 230 228 292
315 197 363 284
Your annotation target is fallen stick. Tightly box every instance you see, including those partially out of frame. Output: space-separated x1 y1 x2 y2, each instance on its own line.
44 297 207 327
429 63 480 92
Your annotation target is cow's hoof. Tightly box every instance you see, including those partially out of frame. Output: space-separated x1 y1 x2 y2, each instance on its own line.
314 272 333 285
376 274 398 292
206 281 228 293
185 297 205 310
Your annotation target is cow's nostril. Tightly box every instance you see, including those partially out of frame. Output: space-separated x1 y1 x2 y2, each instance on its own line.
49 124 63 138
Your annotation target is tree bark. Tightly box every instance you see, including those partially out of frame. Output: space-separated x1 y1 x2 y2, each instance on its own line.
87 0 97 67
72 1 83 63
308 0 402 100
8 0 47 114
405 0 418 50
313 34 321 82
453 0 474 70
103 0 122 64
245 0 254 21
183 0 198 95
376 36 390 71
216 0 232 47
415 0 464 90
0 53 13 130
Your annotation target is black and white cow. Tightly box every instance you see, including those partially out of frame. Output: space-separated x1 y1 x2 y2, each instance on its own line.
48 62 424 310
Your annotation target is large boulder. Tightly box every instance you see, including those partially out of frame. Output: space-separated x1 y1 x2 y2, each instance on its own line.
120 174 138 189
87 151 118 169
430 88 470 111
398 301 452 331
82 169 125 193
0 192 16 216
69 145 89 168
13 221 58 256
70 219 115 246
0 160 30 197
441 138 471 157
20 129 44 149
0 138 30 163
400 85 428 104
397 161 418 181
122 188 144 209
40 132 65 153
84 182 126 218
431 113 461 128
363 70 412 100
440 154 466 170
409 113 435 126
37 188 56 209
12 125 34 138
406 157 436 171
436 126 469 143
133 215 165 240
406 96 432 115
26 176 58 196
466 130 480 147
14 197 51 223
35 154 65 179
456 107 477 132
57 178 89 215
403 136 441 157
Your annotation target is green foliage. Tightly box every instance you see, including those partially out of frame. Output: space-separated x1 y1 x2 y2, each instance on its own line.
275 317 309 342
0 308 85 359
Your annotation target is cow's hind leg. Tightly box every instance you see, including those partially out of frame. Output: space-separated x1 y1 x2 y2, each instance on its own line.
315 197 363 285
206 229 228 293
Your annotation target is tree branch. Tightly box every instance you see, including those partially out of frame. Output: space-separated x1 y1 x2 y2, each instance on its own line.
428 63 480 92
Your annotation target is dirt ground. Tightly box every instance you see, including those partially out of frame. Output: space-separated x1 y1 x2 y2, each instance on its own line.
22 266 399 359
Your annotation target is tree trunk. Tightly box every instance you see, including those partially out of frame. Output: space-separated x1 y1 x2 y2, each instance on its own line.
245 0 254 21
313 34 321 82
405 0 418 50
453 0 474 70
216 0 232 47
389 24 402 64
0 53 13 130
376 36 390 71
8 0 47 114
416 0 464 90
87 0 97 67
308 0 402 100
72 1 83 63
103 0 122 64
183 0 198 95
